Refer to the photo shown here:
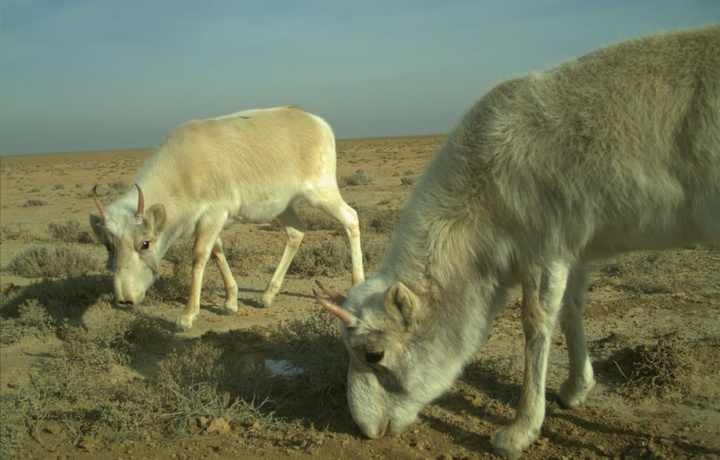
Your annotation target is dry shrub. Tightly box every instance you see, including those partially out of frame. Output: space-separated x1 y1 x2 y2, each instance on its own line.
149 239 194 302
0 392 25 459
164 237 195 263
83 179 126 201
616 333 686 398
21 199 47 207
7 245 98 278
359 206 401 234
609 332 720 403
263 205 356 233
60 311 172 365
275 311 348 402
400 176 417 186
0 223 34 242
339 169 373 187
148 264 191 303
7 323 152 448
361 236 390 272
0 314 275 449
287 236 389 278
0 275 112 323
592 250 716 295
0 299 55 345
288 240 351 277
299 207 343 232
47 220 94 244
224 243 270 276
154 341 274 437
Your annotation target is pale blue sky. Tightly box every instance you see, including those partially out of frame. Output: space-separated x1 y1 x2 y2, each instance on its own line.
1 1 718 155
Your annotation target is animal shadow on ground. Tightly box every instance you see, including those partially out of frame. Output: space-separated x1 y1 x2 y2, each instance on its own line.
421 359 520 454
236 285 315 309
0 275 111 329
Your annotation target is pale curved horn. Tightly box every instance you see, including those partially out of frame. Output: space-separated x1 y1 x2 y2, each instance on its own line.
315 279 347 304
135 184 144 225
314 288 357 328
92 184 109 221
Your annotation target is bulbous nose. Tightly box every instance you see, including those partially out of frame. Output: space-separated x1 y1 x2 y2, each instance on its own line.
361 419 390 439
114 288 144 307
377 419 390 438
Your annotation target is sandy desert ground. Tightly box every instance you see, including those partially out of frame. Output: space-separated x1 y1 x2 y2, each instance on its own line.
1 135 718 459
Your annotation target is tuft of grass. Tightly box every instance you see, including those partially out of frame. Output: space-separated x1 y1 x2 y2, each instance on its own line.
83 180 127 200
339 169 373 187
148 261 191 303
263 205 349 233
0 391 25 459
1 275 112 321
360 237 389 272
359 206 401 234
400 176 417 186
287 240 351 277
222 242 272 276
608 332 714 402
287 237 389 277
0 223 34 242
6 245 98 278
47 220 94 244
275 312 348 401
105 179 128 195
0 299 55 345
21 199 47 207
153 341 278 437
298 207 344 232
0 307 298 452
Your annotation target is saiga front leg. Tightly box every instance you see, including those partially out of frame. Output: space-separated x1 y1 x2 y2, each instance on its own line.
176 217 225 332
493 261 570 458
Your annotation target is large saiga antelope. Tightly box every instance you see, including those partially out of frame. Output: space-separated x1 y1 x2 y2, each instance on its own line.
91 106 364 331
316 25 720 458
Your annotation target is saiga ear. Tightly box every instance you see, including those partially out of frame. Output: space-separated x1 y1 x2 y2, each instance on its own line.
384 282 421 330
145 204 167 234
89 214 105 239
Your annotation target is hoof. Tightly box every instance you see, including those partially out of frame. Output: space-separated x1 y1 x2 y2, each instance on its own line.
222 307 237 316
175 317 194 333
260 294 274 308
493 423 539 459
558 378 596 409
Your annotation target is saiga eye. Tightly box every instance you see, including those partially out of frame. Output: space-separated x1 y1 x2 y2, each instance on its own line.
365 351 385 364
141 241 150 250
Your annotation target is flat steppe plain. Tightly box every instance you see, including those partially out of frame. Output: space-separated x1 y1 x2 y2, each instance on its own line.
1 135 718 459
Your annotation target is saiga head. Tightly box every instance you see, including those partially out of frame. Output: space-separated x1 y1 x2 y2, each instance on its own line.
89 184 166 306
315 279 463 439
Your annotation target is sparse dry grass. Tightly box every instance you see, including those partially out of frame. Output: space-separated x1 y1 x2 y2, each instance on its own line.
338 169 373 187
223 243 272 276
288 240 351 277
21 198 47 207
0 299 55 345
2 138 718 459
47 220 94 244
0 310 284 456
359 205 402 234
82 179 127 201
287 236 388 277
606 332 720 405
0 223 34 242
275 311 348 401
7 245 98 278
